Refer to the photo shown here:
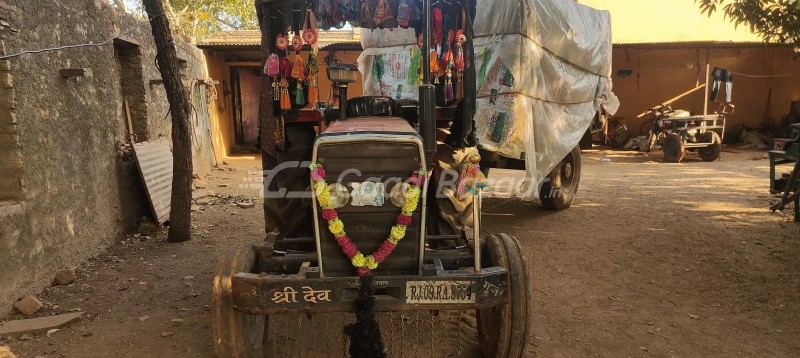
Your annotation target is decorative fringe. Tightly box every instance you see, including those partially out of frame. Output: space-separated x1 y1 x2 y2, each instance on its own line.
430 51 439 84
308 83 318 106
296 82 305 105
444 69 454 101
344 274 386 358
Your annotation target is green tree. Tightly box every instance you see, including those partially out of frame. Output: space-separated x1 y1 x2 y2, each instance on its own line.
116 0 257 43
696 0 800 55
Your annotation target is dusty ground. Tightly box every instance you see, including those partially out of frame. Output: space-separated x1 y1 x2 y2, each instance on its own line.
3 147 799 358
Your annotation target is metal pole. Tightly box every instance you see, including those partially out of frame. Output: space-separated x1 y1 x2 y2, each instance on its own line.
419 0 436 155
422 0 431 84
704 49 710 115
472 190 482 272
338 84 348 121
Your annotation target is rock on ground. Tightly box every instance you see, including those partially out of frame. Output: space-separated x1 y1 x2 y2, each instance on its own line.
53 269 76 286
13 296 42 315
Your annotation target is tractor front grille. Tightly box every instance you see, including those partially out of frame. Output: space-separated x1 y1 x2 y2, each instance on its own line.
315 141 423 277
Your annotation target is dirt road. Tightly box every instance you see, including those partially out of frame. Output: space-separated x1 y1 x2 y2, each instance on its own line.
4 149 799 357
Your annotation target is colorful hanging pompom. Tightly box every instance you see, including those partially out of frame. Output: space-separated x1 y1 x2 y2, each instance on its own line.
291 34 304 51
275 34 289 51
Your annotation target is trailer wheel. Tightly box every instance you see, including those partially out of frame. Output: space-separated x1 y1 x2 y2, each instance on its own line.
478 234 531 358
212 244 267 358
539 145 581 210
662 134 685 163
698 131 722 162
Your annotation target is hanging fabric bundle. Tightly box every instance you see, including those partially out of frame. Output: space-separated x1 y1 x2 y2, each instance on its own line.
330 0 344 28
343 0 360 27
359 0 376 29
397 0 411 28
430 50 440 84
431 8 443 52
316 0 332 30
455 30 466 100
373 0 394 28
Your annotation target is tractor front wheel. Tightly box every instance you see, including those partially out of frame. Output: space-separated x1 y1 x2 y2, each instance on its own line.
539 145 582 210
212 244 268 358
477 234 531 358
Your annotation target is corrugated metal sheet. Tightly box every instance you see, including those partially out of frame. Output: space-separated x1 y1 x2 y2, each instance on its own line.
134 141 173 224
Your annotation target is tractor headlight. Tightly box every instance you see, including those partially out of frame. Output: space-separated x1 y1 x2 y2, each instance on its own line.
389 182 411 207
327 183 350 209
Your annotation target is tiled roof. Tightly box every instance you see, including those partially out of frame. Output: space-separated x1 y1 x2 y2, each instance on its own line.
198 29 361 48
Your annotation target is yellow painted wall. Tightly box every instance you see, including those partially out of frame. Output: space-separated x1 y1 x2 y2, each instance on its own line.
578 0 761 44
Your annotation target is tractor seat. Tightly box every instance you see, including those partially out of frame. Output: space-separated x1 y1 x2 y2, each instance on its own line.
346 96 401 118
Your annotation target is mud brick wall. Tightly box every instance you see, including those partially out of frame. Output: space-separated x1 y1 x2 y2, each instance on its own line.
0 0 215 315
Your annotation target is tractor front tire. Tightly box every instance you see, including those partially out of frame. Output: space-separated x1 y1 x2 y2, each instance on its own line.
539 145 582 210
212 244 268 358
477 234 531 358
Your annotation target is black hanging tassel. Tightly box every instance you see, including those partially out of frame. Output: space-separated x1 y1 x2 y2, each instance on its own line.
345 273 386 358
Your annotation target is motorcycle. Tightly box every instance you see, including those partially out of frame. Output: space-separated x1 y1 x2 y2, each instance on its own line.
639 104 691 152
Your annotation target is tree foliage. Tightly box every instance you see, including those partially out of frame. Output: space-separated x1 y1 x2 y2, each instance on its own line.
696 0 800 54
113 0 258 43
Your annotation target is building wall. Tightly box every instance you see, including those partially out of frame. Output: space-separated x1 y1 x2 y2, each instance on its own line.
0 0 215 315
611 46 800 135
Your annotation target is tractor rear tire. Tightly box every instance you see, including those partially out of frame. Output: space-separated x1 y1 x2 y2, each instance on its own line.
662 133 685 163
698 131 722 162
539 145 581 210
477 234 531 358
212 244 268 358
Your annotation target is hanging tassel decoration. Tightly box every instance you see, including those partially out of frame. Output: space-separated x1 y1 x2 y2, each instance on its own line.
293 55 306 105
455 30 466 100
280 57 293 110
444 68 454 102
430 50 440 84
344 273 386 358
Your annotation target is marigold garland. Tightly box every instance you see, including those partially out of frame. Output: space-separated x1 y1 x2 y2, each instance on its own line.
310 164 426 276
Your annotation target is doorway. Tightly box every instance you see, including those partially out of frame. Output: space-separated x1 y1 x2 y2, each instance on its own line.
231 67 261 147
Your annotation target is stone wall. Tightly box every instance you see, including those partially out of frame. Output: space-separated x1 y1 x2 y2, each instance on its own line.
0 0 215 315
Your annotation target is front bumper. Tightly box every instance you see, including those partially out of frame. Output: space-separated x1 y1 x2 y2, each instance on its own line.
231 263 509 315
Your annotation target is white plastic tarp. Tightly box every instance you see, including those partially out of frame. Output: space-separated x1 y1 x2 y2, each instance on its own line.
358 0 619 198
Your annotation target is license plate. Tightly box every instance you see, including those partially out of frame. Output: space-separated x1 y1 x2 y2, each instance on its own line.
350 182 385 207
405 281 476 304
